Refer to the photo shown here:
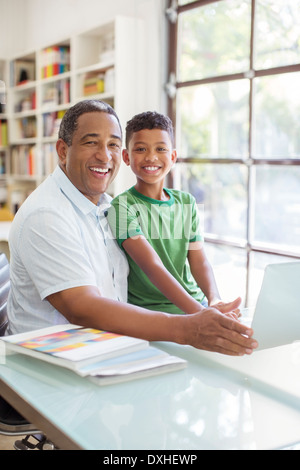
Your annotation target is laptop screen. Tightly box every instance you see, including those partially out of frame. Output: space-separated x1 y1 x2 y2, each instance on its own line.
250 262 300 350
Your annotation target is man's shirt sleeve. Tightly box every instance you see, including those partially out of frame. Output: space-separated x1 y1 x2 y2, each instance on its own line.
17 208 98 300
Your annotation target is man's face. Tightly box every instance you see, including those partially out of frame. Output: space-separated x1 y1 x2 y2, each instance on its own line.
57 112 122 204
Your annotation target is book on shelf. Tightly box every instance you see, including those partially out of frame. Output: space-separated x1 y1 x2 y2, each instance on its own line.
2 324 187 385
42 79 70 109
11 144 41 176
11 143 56 178
0 120 8 147
0 153 6 175
41 46 70 79
43 142 58 175
43 110 66 138
0 79 5 112
83 72 105 96
18 116 37 139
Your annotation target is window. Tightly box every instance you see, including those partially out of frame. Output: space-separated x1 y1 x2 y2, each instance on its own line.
166 0 300 306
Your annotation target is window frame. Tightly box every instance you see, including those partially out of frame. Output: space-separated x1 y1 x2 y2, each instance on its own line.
166 0 300 305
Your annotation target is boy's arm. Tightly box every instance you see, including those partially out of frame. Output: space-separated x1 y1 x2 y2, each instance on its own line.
187 241 226 306
122 235 205 314
187 201 240 317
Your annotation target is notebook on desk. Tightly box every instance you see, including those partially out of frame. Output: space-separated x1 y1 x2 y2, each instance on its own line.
241 261 300 351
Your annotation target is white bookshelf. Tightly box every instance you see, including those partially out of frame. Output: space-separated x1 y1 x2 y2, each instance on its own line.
3 16 146 212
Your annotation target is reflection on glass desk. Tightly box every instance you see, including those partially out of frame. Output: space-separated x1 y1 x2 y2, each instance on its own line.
1 341 300 450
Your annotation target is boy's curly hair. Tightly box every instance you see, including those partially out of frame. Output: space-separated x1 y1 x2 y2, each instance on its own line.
125 111 174 148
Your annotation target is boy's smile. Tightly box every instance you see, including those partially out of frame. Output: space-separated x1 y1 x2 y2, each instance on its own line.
142 165 162 174
123 128 177 199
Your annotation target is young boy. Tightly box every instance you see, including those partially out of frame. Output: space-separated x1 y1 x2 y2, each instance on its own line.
107 111 239 316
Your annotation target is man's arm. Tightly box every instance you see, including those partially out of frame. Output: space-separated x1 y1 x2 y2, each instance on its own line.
46 285 258 356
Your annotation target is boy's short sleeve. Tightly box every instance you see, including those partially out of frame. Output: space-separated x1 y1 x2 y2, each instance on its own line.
107 194 145 246
188 195 204 243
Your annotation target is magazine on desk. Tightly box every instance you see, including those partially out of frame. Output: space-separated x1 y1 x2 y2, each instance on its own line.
1 324 186 385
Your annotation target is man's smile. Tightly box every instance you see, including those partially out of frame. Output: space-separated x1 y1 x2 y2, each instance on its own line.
89 166 111 176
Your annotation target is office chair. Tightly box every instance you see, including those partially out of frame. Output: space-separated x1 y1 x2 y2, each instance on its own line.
0 252 55 450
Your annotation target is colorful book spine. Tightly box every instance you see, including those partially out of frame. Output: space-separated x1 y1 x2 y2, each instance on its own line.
41 46 70 79
83 73 105 96
43 110 66 138
11 145 40 176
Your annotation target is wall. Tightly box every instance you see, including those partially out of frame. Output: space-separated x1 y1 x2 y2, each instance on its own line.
0 0 168 111
0 0 27 58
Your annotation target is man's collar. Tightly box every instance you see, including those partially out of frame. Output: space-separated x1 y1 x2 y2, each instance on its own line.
52 165 111 215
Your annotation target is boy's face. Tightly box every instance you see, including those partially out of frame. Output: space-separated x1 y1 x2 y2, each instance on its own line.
123 128 177 188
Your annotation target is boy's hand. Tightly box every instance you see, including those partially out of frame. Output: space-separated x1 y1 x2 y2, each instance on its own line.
210 297 242 319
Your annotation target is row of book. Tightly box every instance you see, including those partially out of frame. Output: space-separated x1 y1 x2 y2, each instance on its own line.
10 143 57 177
43 110 66 138
41 79 70 109
83 73 105 96
43 142 58 175
11 145 39 176
0 153 6 174
83 68 114 96
18 116 37 139
40 46 70 79
0 120 8 147
12 46 70 85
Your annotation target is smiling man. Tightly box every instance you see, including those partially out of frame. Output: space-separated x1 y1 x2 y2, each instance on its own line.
6 100 258 357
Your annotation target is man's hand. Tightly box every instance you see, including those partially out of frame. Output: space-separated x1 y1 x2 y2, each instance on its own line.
182 304 258 356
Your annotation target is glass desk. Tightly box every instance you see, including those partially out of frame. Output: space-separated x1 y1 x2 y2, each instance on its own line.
1 341 300 450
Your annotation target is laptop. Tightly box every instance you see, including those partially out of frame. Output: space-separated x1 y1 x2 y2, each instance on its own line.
242 262 300 351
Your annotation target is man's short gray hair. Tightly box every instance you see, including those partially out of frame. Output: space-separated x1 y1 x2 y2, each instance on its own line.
58 100 122 146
